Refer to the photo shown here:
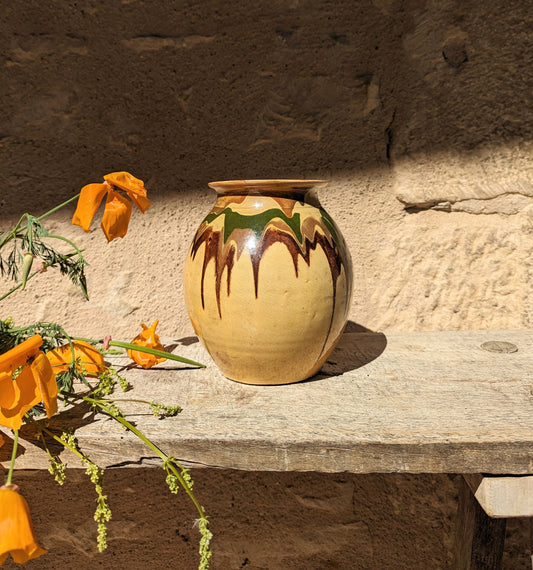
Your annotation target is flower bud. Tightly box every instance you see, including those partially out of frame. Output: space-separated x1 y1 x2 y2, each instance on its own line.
21 253 35 290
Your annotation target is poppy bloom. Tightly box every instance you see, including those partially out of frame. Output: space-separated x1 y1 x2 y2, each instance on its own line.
0 484 47 565
46 340 107 377
127 321 167 369
72 171 150 242
0 335 58 430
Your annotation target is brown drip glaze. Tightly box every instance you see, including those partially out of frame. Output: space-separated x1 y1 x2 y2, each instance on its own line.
190 212 346 325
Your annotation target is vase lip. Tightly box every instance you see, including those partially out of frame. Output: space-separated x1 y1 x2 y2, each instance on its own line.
208 179 328 194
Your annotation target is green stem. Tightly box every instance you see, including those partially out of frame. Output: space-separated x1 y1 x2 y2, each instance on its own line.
74 337 205 368
1 193 79 256
83 396 207 520
0 269 39 302
0 193 79 250
0 214 29 249
37 193 81 222
0 249 84 302
46 234 85 259
5 430 19 485
88 397 168 406
40 426 86 462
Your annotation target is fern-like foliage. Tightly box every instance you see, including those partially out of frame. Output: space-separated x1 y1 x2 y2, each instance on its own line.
0 214 88 299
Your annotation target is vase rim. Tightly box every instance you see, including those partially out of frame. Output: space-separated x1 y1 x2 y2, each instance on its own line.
208 179 328 194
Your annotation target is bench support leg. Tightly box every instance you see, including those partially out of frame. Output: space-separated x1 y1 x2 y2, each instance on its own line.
530 517 532 569
454 476 507 569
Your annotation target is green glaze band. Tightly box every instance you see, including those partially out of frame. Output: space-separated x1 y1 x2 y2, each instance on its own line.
203 207 303 245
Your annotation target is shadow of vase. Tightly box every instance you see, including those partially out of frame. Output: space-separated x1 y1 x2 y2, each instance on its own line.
312 320 388 380
172 323 387 383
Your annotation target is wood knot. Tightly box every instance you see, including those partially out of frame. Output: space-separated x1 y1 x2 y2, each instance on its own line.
480 341 518 354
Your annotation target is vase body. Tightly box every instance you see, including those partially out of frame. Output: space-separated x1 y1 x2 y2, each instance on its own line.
183 180 353 385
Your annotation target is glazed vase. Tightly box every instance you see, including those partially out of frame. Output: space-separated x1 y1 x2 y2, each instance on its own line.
183 180 353 385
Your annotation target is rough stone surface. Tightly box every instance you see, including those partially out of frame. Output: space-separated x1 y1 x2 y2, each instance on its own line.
1 0 532 568
2 470 531 570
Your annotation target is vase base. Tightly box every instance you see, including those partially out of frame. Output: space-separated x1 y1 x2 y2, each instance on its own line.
213 351 332 386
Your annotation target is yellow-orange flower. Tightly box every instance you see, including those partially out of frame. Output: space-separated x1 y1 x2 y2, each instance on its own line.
46 340 106 377
0 484 47 565
72 171 150 242
127 321 167 369
0 335 57 430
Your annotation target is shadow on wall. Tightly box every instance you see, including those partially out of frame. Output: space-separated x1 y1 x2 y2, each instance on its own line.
1 0 531 213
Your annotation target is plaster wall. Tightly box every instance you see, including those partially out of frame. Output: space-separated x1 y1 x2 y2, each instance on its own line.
1 0 531 568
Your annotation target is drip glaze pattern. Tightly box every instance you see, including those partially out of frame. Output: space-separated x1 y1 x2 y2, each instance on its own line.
184 181 353 385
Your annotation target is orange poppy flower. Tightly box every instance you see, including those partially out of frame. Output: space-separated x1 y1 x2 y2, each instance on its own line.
127 321 167 369
72 171 150 242
46 340 106 378
0 335 57 431
0 484 47 565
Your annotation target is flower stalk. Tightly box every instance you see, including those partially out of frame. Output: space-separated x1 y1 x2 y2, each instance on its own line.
5 430 19 486
74 337 206 368
0 172 211 568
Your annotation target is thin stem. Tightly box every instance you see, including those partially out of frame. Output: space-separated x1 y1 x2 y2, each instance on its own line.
0 214 29 248
36 193 81 222
111 340 205 368
0 250 84 302
46 234 84 259
74 336 205 368
39 431 55 462
83 396 206 519
0 270 39 302
5 430 19 485
40 427 86 462
1 193 79 253
88 397 166 406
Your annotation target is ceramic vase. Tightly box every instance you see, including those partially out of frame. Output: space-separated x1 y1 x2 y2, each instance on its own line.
183 180 353 384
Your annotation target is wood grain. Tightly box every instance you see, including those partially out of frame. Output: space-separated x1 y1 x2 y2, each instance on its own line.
464 475 533 517
1 330 532 474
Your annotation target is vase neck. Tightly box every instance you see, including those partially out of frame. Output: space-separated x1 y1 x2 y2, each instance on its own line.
208 179 327 200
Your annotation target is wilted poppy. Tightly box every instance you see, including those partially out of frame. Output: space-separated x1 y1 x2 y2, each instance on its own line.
0 484 47 565
127 321 167 369
72 171 150 242
0 335 57 430
46 340 106 377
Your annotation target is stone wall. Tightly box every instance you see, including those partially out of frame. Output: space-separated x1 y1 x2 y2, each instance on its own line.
2 0 531 338
1 0 531 568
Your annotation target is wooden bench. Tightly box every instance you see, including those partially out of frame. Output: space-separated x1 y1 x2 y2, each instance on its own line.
2 329 532 568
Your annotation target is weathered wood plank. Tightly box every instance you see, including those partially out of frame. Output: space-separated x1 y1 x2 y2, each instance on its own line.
1 330 532 473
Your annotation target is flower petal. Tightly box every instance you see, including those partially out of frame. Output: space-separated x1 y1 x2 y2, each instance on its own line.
0 335 42 375
0 488 47 564
46 341 106 377
125 190 151 214
104 171 146 197
0 367 40 430
127 321 167 369
72 183 109 232
100 188 132 241
0 372 16 410
30 353 58 418
104 171 151 213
